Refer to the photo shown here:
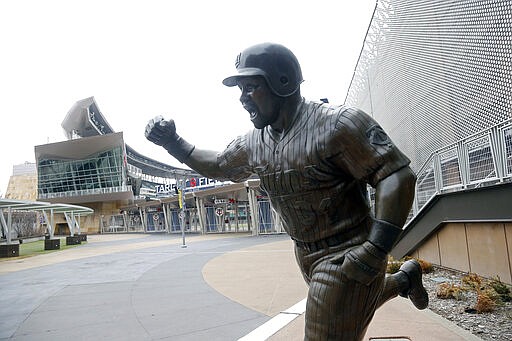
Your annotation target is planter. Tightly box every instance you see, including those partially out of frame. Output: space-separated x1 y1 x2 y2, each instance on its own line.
0 244 19 258
66 236 81 245
44 238 61 250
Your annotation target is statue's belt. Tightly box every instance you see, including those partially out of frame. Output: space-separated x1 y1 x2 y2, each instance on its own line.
293 225 363 253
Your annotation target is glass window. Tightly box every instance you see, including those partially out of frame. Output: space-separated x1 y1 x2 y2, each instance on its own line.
37 146 125 198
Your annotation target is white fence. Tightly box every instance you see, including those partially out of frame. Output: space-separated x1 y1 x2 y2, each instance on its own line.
412 119 512 217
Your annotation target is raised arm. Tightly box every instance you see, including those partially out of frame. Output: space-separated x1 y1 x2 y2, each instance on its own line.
144 116 227 179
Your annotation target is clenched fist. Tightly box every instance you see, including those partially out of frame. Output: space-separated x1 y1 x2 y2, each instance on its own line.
145 116 178 147
330 241 387 285
145 116 195 163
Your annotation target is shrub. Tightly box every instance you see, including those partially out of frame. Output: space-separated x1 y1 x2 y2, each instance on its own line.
436 282 464 300
417 259 433 274
386 257 432 274
386 256 403 274
462 273 483 291
481 288 501 304
435 272 510 314
489 276 512 303
475 292 496 313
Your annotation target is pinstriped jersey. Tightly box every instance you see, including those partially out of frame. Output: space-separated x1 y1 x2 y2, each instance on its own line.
218 99 410 242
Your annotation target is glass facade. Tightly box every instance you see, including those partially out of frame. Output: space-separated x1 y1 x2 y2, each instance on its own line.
38 146 126 199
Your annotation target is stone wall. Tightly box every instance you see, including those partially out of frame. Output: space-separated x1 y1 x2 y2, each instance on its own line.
5 174 38 201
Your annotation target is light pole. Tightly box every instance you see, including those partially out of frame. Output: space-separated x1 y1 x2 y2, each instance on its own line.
177 178 187 248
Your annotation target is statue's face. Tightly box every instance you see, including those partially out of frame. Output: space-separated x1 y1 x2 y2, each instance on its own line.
237 76 281 129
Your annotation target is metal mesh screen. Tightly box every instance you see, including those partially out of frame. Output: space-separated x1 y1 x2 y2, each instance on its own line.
345 0 512 172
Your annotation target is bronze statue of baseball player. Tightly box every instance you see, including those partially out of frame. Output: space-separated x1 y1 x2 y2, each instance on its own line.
145 42 428 340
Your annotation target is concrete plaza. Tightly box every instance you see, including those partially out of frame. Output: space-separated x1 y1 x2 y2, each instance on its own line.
0 233 481 340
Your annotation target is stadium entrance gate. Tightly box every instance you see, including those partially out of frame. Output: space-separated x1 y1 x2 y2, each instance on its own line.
100 199 284 236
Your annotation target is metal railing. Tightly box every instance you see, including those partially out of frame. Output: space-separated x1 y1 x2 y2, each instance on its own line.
257 201 284 235
100 214 144 233
39 185 131 200
411 119 512 218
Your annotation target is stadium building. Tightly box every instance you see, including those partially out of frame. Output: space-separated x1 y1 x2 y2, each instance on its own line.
32 97 281 237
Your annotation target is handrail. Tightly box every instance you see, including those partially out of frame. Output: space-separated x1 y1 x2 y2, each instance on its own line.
409 119 512 220
38 185 131 199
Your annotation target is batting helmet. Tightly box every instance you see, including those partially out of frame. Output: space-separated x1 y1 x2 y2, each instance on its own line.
222 42 303 97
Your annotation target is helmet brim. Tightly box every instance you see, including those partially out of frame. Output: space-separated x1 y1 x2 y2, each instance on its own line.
222 68 268 87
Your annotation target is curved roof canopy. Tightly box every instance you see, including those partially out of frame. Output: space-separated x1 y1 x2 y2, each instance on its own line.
62 96 198 178
0 199 93 244
0 199 93 215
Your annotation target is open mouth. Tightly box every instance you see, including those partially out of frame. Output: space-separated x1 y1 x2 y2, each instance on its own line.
243 104 258 120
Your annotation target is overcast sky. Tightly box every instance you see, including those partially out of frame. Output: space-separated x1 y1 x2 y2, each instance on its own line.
0 0 376 196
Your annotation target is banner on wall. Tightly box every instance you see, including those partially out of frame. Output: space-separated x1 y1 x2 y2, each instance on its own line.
155 177 231 195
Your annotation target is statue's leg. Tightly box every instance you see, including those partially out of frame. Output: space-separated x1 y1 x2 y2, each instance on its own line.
304 257 385 341
378 259 428 310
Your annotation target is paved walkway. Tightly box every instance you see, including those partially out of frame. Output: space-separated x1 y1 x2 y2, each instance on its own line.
0 233 481 340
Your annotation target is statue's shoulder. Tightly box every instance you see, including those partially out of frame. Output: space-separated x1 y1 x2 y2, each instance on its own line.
304 101 359 130
302 100 339 120
334 105 366 119
305 100 357 119
333 106 374 132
